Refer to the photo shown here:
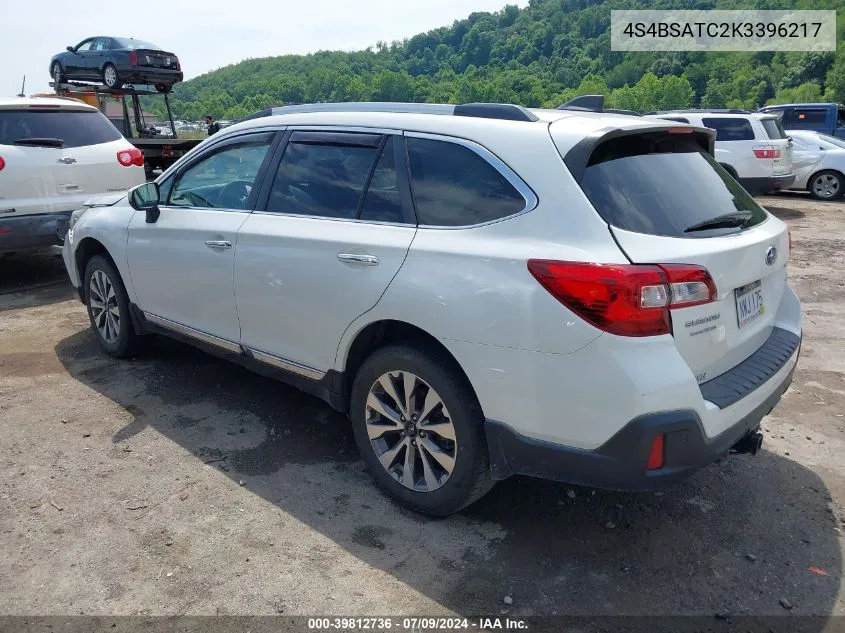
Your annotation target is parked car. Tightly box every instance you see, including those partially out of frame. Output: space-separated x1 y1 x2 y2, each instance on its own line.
645 110 794 195
760 103 845 139
784 129 845 200
0 96 145 254
50 37 182 93
62 102 802 515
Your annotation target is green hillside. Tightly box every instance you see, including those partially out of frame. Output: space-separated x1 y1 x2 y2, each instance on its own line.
156 0 845 121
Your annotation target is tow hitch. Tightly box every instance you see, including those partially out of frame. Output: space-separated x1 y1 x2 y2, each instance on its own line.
731 431 764 456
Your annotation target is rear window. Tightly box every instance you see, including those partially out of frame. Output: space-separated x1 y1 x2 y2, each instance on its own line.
761 118 787 139
0 109 122 148
114 38 160 50
793 109 826 126
701 117 755 141
579 133 767 238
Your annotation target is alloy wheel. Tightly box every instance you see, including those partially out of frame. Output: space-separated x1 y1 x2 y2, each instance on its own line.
812 173 840 199
104 65 117 87
89 270 120 344
365 370 457 492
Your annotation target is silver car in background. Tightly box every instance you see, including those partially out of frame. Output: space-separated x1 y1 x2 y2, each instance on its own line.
786 129 845 200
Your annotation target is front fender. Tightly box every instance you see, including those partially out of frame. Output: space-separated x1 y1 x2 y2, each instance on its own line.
72 204 138 303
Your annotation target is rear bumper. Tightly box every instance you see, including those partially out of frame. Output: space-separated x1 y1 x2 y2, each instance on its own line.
485 332 800 491
0 212 71 254
739 173 796 194
118 66 183 85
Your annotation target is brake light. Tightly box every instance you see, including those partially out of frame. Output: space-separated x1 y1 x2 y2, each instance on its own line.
753 145 781 159
667 127 694 134
0 156 5 172
129 50 138 65
117 147 144 167
526 260 717 337
647 434 665 470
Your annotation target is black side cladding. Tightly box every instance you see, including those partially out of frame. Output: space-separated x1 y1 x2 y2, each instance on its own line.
699 327 800 409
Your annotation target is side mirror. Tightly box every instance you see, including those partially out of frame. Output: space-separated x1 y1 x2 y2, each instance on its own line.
66 46 75 53
128 182 161 223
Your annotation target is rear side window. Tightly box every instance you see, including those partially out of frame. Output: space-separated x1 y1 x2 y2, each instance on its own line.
701 117 754 141
407 137 526 226
761 118 787 139
266 134 406 222
0 109 122 148
579 133 767 238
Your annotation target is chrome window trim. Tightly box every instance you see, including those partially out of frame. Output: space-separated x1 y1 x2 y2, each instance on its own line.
403 131 539 230
244 347 325 380
143 313 243 354
249 210 416 228
285 125 405 136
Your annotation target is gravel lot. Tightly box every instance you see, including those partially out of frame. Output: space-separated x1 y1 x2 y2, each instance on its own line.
1 192 844 620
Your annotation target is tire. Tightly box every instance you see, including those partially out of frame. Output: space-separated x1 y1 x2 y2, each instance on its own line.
808 170 844 201
83 255 138 358
349 344 493 516
155 83 171 94
51 62 65 85
102 63 122 89
719 163 738 180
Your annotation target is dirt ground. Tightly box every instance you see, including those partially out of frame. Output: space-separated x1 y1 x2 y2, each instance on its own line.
1 192 844 621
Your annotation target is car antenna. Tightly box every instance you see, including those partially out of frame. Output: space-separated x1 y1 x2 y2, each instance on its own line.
17 75 25 98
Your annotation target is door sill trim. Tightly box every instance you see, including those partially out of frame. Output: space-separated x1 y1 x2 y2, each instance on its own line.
244 347 325 380
143 312 243 354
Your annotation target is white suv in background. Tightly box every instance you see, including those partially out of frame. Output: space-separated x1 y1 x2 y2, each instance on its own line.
0 96 145 254
62 102 802 515
645 110 795 195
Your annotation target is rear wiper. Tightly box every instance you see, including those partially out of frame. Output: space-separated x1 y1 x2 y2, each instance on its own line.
13 137 64 147
684 212 752 233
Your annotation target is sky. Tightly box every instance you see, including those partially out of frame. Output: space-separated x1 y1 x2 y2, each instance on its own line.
1 0 525 96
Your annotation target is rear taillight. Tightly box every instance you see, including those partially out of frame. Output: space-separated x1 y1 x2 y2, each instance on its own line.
129 50 138 65
526 260 717 337
647 434 665 470
117 147 144 167
0 156 5 171
753 145 781 159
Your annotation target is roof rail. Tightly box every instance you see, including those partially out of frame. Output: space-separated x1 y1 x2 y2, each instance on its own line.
605 108 641 116
644 108 751 115
242 101 539 123
557 94 604 112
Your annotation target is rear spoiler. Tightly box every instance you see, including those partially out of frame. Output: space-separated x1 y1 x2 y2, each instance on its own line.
563 125 717 182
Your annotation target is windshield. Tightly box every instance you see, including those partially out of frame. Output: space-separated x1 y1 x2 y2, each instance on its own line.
579 133 767 238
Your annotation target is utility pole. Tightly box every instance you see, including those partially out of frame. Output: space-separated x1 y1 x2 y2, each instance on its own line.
17 75 25 98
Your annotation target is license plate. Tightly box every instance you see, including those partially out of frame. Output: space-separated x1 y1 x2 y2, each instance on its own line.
735 280 764 328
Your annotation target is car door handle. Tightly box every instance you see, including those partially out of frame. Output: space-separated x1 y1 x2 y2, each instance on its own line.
205 240 232 249
337 253 379 266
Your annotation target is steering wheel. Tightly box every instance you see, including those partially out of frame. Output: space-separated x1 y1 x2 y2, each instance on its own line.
217 180 252 209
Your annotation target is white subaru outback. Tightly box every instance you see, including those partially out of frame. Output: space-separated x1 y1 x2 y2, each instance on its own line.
62 101 802 516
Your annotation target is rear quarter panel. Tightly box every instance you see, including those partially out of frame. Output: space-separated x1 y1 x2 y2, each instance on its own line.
334 125 626 370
